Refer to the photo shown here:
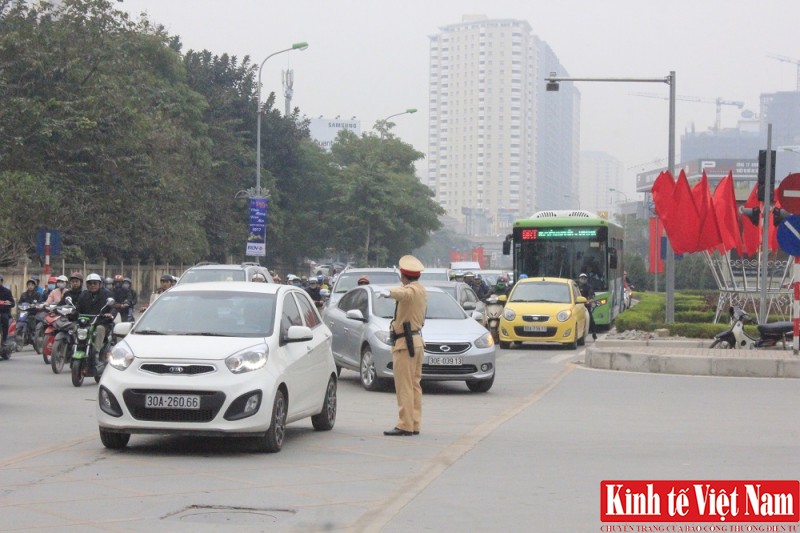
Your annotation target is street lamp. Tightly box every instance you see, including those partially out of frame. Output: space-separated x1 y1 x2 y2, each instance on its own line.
254 42 309 198
546 70 676 322
608 188 629 203
563 194 581 208
378 108 417 138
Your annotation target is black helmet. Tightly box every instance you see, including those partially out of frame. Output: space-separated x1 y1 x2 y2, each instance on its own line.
160 274 172 282
69 272 83 282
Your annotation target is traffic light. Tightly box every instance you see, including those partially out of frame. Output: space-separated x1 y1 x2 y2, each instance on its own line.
773 207 790 225
740 206 760 226
757 149 776 202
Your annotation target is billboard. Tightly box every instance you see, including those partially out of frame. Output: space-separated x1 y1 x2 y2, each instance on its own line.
308 117 361 151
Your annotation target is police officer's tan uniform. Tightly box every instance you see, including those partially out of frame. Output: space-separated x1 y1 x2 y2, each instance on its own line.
382 255 427 436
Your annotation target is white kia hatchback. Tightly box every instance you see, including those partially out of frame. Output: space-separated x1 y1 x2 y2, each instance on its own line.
97 282 337 452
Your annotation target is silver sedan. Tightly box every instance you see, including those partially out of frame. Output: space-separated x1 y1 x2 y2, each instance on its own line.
323 284 496 392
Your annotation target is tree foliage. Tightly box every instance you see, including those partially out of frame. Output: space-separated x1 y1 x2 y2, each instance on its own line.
0 0 441 270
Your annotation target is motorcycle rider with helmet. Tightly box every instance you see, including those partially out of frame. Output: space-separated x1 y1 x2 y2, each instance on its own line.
19 278 43 306
74 273 116 368
42 276 58 300
103 277 113 291
45 275 69 305
122 277 137 321
111 274 133 321
305 277 323 307
0 274 15 347
493 275 511 297
60 272 85 305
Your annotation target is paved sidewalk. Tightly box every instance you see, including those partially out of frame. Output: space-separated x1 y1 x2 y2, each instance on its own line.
586 338 800 378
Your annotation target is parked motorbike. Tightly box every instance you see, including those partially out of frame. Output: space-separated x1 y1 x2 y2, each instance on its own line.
483 294 506 343
710 306 793 349
71 297 115 387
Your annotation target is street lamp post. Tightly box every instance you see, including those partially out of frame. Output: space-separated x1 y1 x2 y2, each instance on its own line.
546 71 676 322
563 194 581 208
254 42 309 197
378 108 417 138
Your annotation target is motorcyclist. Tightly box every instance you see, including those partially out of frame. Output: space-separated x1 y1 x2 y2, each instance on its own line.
31 274 44 296
251 273 267 282
111 274 133 321
0 274 15 347
464 272 490 300
42 276 58 300
18 279 43 336
104 277 114 291
45 275 69 305
74 273 115 368
493 275 510 297
357 276 370 286
577 273 597 340
305 277 323 307
60 272 85 305
121 277 137 321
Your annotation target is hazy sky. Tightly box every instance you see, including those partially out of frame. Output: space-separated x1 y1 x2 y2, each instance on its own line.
118 0 800 199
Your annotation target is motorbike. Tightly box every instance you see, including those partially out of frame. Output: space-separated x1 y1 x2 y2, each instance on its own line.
41 303 72 365
483 294 506 343
710 306 793 349
31 303 51 355
71 297 115 387
49 302 79 374
14 302 37 349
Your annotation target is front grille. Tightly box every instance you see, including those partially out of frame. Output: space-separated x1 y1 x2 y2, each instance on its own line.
123 389 225 423
424 342 471 354
140 363 216 376
514 326 557 338
422 364 478 375
522 315 550 322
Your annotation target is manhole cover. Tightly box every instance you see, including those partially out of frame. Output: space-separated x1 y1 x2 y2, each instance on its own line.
164 505 296 525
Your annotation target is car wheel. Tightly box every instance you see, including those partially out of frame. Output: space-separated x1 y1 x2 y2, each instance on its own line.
566 333 578 350
499 341 511 349
360 346 383 391
311 376 337 431
255 389 287 453
466 373 494 393
99 429 130 450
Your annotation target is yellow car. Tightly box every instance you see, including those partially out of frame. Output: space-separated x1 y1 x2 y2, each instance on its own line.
499 277 589 349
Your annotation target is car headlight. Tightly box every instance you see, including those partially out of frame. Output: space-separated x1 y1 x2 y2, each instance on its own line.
557 310 572 322
503 308 516 321
474 331 494 349
225 345 269 374
374 330 393 346
108 343 135 371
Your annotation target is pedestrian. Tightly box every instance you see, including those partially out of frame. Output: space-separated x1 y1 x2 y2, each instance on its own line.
0 275 15 348
378 255 427 436
577 273 597 340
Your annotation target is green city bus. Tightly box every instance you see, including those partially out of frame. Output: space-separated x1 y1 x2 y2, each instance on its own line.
502 210 624 326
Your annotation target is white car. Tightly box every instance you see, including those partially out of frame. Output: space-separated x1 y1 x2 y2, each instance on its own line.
97 282 337 452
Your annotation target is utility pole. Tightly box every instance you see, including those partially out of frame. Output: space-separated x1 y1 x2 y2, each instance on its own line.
282 69 294 117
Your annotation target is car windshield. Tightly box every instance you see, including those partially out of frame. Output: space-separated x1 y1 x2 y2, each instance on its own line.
135 291 276 337
418 271 449 282
335 272 399 293
371 291 466 320
510 282 571 304
179 269 245 283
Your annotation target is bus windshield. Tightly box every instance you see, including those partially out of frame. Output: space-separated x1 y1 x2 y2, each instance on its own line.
517 237 607 291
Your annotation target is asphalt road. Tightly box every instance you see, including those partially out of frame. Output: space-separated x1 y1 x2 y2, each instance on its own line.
1 342 798 532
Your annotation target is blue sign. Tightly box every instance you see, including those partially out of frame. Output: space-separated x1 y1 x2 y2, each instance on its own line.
35 230 62 256
777 215 800 256
246 197 268 257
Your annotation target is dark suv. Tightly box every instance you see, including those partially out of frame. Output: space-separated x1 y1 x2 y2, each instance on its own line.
176 262 275 284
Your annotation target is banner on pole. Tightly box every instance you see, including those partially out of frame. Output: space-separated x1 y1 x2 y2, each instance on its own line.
246 197 268 257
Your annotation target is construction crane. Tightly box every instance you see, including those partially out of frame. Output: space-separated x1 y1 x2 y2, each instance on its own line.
631 93 745 132
766 53 800 91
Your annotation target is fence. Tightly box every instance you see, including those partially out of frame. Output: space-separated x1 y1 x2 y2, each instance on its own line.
0 261 186 303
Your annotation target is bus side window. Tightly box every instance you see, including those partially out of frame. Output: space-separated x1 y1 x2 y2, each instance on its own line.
609 248 618 269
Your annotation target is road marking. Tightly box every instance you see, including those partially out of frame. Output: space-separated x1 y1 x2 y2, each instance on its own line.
0 434 96 468
353 363 577 532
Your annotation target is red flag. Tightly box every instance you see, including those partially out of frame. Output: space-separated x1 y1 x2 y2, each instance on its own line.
691 171 723 251
712 171 741 252
667 170 702 254
651 171 676 226
740 184 760 256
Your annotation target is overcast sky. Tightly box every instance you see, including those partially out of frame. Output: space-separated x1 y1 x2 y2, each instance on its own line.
118 0 800 199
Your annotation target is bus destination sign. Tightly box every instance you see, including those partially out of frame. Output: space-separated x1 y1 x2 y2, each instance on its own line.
521 228 599 240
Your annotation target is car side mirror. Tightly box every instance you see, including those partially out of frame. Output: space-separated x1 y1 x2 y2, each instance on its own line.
345 309 366 321
114 322 134 337
576 296 587 304
285 325 313 343
497 295 507 303
463 301 476 311
471 310 484 321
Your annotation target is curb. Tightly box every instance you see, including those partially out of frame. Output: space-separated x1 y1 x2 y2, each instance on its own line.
586 340 800 379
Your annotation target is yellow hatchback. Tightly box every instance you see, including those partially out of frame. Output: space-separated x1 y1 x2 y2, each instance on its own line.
498 277 589 349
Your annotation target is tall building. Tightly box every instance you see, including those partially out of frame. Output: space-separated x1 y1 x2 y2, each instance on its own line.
580 151 623 214
426 15 579 236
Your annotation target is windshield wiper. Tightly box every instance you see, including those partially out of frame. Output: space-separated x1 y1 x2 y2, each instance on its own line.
135 330 165 335
175 332 235 337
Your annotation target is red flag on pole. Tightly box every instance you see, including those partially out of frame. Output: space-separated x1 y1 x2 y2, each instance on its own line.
712 171 741 253
691 171 723 251
667 170 702 254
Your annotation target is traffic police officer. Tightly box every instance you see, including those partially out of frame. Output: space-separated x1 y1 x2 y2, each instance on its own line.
379 255 427 436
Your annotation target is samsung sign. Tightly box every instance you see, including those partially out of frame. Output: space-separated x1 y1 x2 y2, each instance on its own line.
309 117 362 151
